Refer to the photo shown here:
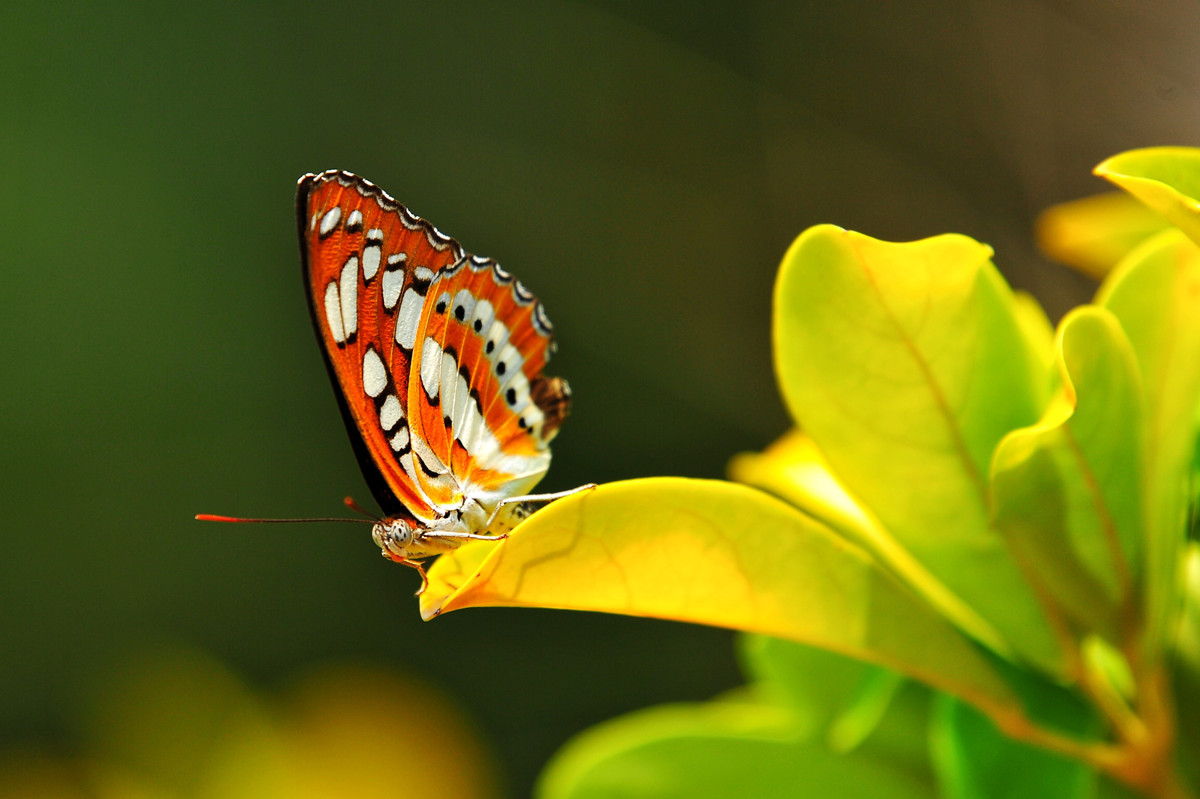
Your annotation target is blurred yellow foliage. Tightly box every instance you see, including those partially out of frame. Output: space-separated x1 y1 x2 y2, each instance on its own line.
1036 191 1169 279
0 648 499 799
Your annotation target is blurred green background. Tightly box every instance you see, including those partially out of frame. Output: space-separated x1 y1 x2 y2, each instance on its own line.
2 1 1195 795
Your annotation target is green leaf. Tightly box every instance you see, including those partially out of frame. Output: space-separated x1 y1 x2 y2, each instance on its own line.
1098 230 1200 663
774 226 1060 672
537 697 935 799
422 478 1022 722
741 634 934 776
739 634 877 733
931 691 1098 799
1172 545 1200 792
990 307 1144 642
1011 291 1058 404
931 658 1100 799
741 634 907 755
1095 148 1200 248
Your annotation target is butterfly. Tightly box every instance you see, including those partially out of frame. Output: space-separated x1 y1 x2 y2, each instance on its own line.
202 171 590 592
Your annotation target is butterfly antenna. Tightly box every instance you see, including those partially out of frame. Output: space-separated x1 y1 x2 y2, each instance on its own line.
342 496 380 520
195 513 374 524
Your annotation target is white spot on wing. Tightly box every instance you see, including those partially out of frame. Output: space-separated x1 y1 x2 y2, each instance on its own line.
458 398 506 465
448 360 470 435
362 348 387 398
484 319 510 359
413 266 435 282
503 373 531 413
387 253 407 266
494 342 524 381
319 207 342 237
521 403 545 431
382 266 404 310
451 289 476 324
324 281 345 344
452 374 488 459
457 394 484 455
379 394 403 431
469 299 495 336
440 351 459 424
339 256 358 338
395 289 423 350
434 291 451 314
389 426 410 453
420 338 442 400
346 209 363 231
490 450 551 482
362 245 381 281
399 453 433 505
410 424 450 478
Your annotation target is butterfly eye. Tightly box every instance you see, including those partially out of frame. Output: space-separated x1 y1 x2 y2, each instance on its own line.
382 519 414 548
372 521 405 554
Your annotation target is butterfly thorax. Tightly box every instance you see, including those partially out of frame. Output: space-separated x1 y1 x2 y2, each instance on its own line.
371 498 531 561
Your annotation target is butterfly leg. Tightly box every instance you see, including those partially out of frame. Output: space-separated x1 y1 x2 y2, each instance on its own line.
381 549 429 595
483 483 598 530
421 530 512 542
398 557 429 596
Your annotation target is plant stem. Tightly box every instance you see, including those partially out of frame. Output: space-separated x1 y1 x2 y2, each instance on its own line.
991 662 1195 799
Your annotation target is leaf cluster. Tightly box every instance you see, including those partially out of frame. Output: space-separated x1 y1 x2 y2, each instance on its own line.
425 148 1200 799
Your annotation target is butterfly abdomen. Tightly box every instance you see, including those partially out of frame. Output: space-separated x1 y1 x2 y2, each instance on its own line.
531 376 572 440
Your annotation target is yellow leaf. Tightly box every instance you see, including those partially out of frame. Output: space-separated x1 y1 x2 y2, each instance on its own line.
773 226 1061 673
422 478 1020 722
1036 191 1169 280
1095 147 1200 248
729 432 1008 654
728 431 874 546
1097 229 1200 662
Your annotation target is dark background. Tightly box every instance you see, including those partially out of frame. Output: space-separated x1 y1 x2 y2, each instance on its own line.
3 1 1196 795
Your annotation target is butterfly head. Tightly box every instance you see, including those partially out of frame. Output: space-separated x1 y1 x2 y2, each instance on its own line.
372 518 417 560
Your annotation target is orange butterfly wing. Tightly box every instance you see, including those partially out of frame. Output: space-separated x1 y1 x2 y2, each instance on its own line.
297 171 569 526
406 256 566 512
